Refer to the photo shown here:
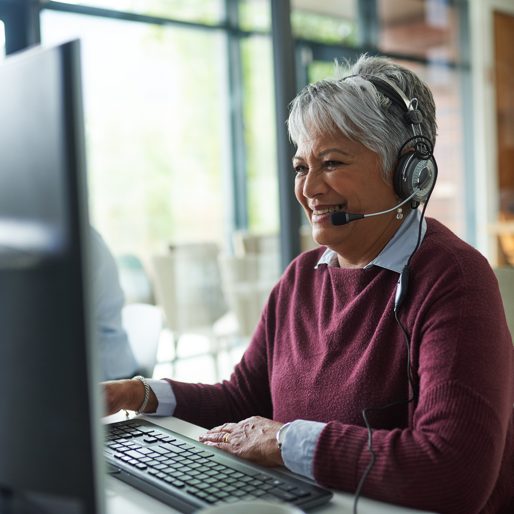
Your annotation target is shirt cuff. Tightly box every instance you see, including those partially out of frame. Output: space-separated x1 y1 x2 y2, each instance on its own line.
280 419 326 480
146 379 177 416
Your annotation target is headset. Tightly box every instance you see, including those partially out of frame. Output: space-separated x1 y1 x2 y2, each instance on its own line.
358 75 437 208
331 74 438 229
363 74 437 206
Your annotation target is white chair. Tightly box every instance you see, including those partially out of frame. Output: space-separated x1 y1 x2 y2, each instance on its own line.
232 230 280 257
122 303 163 378
494 266 514 340
218 253 279 340
151 243 231 377
300 224 319 252
233 228 318 258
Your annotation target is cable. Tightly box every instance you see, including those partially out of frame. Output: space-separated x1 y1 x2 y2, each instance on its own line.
352 161 437 514
352 323 416 514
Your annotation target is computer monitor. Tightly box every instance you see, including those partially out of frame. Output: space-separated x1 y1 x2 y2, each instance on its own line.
0 40 105 513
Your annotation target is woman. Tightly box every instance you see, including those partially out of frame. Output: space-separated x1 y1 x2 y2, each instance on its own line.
104 55 513 514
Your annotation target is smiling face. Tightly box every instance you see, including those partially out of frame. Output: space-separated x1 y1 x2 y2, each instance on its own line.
293 131 405 267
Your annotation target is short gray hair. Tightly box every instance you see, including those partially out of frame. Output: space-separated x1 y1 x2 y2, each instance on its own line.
287 54 437 179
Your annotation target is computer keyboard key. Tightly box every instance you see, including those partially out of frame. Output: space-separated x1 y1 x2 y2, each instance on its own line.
241 494 258 501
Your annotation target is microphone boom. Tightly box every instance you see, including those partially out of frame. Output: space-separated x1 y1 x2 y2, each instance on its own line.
330 212 364 226
330 191 419 226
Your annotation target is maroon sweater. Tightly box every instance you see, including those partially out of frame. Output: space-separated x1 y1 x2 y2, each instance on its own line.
169 219 514 514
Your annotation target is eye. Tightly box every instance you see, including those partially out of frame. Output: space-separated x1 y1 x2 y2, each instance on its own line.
323 160 342 170
293 164 308 176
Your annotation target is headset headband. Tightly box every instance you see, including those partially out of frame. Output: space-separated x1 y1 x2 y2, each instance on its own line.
360 75 411 110
345 74 424 128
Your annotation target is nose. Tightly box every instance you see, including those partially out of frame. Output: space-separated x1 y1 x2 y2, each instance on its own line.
302 169 327 199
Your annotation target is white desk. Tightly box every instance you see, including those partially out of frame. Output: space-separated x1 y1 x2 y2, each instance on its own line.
106 414 435 514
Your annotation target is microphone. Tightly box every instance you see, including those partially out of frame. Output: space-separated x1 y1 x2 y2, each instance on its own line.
330 191 417 226
330 212 365 225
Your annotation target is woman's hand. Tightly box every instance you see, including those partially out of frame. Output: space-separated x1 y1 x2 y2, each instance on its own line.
198 416 284 467
102 379 156 416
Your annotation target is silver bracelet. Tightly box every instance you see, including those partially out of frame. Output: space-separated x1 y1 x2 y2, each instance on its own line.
132 375 150 414
276 422 292 451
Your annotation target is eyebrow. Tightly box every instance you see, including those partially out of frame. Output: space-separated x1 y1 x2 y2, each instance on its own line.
293 147 353 162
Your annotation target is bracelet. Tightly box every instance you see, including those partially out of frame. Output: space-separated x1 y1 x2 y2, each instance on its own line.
132 375 150 414
276 422 292 451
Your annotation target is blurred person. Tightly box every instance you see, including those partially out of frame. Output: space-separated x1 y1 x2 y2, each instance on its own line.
91 228 139 380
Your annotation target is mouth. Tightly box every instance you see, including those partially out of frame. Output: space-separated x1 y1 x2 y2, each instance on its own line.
309 204 345 225
311 204 345 216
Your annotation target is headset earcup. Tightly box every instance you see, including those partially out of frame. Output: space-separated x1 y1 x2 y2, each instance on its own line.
394 153 416 200
394 152 436 203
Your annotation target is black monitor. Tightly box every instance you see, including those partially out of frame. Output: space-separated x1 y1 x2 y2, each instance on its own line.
0 40 105 513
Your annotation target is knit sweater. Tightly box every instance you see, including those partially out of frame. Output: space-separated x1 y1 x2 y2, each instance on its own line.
169 219 514 514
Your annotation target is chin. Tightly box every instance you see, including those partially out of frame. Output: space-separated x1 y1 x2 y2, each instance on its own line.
311 227 332 247
311 223 350 248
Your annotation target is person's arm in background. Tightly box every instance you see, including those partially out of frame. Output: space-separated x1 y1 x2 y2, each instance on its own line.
90 227 139 380
103 299 276 426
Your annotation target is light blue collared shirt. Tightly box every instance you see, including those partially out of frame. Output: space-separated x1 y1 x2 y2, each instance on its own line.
149 210 427 477
91 228 139 381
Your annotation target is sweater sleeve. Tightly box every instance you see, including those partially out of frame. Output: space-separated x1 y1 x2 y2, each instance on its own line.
167 305 274 429
312 254 514 514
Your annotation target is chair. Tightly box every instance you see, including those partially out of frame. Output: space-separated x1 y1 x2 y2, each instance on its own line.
233 227 318 258
151 242 231 377
122 303 163 378
494 266 514 340
300 224 319 252
232 230 279 257
218 253 279 340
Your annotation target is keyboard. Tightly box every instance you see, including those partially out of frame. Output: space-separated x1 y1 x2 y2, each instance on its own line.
105 419 333 513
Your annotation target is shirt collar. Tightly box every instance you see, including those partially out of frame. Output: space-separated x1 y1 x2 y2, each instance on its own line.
315 209 427 274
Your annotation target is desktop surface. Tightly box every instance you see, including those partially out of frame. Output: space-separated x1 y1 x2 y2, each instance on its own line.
105 414 437 514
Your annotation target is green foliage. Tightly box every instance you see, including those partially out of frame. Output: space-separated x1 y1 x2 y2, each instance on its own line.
308 60 337 83
241 35 278 233
238 0 271 31
291 10 357 45
61 0 225 24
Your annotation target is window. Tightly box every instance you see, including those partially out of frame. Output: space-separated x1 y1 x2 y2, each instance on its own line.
241 35 278 232
53 0 225 25
41 10 230 258
292 1 356 45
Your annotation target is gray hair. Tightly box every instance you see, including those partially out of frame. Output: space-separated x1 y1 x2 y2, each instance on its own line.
287 54 437 179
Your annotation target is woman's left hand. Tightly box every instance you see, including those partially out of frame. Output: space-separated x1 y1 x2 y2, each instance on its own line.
198 416 284 467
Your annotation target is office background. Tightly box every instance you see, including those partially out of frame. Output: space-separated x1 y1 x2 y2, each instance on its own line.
1 0 512 380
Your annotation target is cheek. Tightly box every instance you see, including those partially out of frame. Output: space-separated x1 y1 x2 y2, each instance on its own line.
366 178 398 209
294 179 307 207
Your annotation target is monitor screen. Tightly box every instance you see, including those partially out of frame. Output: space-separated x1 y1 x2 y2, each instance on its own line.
0 40 105 513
